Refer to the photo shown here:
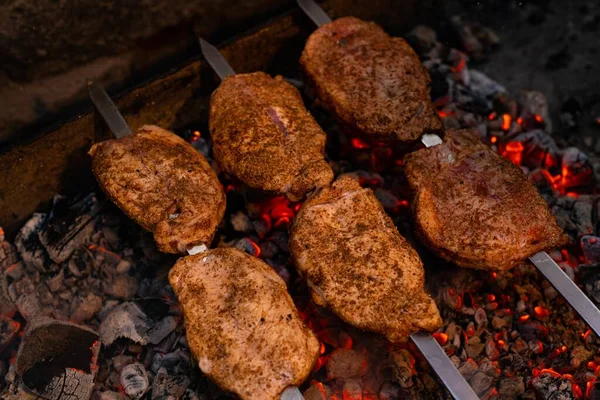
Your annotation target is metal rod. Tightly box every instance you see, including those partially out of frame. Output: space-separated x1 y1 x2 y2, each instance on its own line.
196 40 303 399
411 333 478 400
530 251 600 336
88 83 132 138
280 386 304 400
199 38 236 81
296 0 332 27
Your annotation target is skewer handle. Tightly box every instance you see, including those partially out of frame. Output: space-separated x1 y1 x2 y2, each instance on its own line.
410 332 478 400
88 83 132 138
530 251 600 336
297 0 332 27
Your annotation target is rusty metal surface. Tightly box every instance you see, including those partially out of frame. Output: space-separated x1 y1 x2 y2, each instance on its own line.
0 0 443 238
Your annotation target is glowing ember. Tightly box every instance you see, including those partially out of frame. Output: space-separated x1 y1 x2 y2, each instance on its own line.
433 332 448 346
501 114 512 131
534 306 550 319
351 138 370 149
501 141 524 166
519 314 530 322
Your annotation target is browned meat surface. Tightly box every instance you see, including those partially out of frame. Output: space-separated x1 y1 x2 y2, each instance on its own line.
89 125 225 254
169 248 319 400
404 129 568 270
289 176 442 343
300 17 442 143
209 72 333 201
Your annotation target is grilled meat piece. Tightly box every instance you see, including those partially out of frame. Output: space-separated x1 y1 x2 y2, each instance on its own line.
404 129 568 270
169 248 319 400
300 17 442 143
89 125 225 254
289 176 442 343
209 72 333 201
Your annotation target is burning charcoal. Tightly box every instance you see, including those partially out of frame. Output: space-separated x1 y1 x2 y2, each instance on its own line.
326 349 368 380
468 70 506 99
518 91 552 132
112 355 135 373
390 349 415 388
449 15 483 57
498 377 525 398
532 371 577 400
304 382 332 400
120 363 149 399
581 236 600 262
373 188 399 210
70 292 103 323
234 237 261 257
15 213 48 270
379 383 405 400
38 194 100 264
99 302 177 346
474 307 487 327
405 25 439 56
552 195 594 238
230 212 252 233
342 380 362 398
96 392 129 400
102 273 137 300
561 147 593 189
458 359 478 380
470 372 493 395
584 271 600 304
151 367 190 399
15 317 101 400
492 316 509 330
0 315 19 352
6 266 42 319
466 336 485 358
511 129 560 169
0 231 18 269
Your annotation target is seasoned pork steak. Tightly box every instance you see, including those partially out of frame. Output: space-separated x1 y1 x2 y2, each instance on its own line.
89 125 225 254
209 72 333 201
300 16 442 142
289 176 442 343
404 129 568 270
169 248 319 400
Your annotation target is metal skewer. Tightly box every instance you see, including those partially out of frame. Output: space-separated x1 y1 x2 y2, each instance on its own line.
198 37 308 400
200 35 478 400
293 3 478 399
88 83 207 257
297 0 600 339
